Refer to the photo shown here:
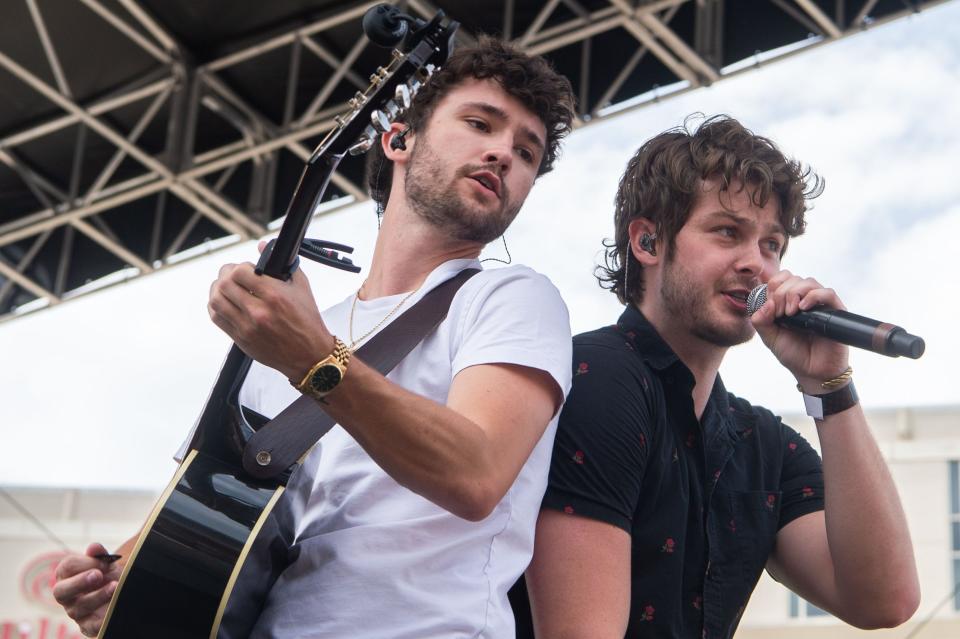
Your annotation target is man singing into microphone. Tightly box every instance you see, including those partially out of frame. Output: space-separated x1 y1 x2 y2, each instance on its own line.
518 115 920 638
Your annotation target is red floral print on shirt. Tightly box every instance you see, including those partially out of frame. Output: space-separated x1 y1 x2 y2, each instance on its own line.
788 441 798 452
572 450 585 465
661 538 676 553
640 604 655 621
766 494 777 510
692 595 703 610
563 505 575 514
575 362 589 376
802 486 815 498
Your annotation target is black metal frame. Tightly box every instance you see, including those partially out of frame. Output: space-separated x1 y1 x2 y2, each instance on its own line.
0 0 952 322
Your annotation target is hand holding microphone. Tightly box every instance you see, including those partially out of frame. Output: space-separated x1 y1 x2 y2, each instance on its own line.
747 282 925 359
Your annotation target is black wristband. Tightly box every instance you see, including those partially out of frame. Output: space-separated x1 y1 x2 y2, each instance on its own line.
802 381 859 420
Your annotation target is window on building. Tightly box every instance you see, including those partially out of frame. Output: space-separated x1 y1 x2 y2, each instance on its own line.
950 460 960 611
788 592 830 618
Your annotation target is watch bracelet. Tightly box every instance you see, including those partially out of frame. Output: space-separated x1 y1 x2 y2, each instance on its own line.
294 336 351 392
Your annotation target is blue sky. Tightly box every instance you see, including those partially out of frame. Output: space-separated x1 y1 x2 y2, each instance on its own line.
3 1 959 490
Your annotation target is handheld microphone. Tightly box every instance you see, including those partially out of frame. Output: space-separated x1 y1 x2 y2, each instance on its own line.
746 284 925 359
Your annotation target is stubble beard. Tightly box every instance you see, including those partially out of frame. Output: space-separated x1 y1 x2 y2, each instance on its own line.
403 134 521 244
660 254 756 348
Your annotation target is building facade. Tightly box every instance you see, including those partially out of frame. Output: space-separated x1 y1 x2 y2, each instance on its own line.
740 404 960 638
1 405 958 637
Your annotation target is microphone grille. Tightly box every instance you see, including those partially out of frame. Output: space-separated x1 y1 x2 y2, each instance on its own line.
746 284 767 316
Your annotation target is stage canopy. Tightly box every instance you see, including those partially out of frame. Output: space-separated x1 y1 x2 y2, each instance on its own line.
0 0 951 322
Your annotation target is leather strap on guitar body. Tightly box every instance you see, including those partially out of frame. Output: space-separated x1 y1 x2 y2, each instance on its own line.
242 268 480 479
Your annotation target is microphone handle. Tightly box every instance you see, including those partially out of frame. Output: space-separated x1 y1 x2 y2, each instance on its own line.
777 308 925 359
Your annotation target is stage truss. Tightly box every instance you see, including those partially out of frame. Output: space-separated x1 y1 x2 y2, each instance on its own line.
0 0 952 321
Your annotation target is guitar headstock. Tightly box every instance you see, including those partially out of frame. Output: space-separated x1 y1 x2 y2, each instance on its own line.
258 9 458 282
310 11 459 162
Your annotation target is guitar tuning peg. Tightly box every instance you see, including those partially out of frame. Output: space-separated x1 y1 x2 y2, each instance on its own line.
349 94 366 110
349 123 381 155
394 84 411 109
348 136 375 156
384 100 400 119
360 124 378 144
371 110 391 132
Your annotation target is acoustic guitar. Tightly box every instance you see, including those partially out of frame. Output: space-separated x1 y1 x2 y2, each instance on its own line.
96 8 459 638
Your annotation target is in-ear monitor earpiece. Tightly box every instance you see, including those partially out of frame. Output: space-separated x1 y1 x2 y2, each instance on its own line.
639 232 657 256
390 127 410 151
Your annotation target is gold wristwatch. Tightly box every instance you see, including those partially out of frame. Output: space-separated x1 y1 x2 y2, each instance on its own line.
294 337 351 400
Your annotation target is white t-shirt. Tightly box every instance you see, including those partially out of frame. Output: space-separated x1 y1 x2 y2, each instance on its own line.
232 259 571 638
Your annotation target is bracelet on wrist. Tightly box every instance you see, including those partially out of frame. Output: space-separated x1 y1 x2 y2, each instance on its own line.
796 365 853 393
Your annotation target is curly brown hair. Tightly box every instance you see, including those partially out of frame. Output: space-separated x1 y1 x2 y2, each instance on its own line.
365 35 575 214
599 114 824 306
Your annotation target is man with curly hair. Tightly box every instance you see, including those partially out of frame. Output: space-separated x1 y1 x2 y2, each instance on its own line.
517 115 919 638
55 37 576 638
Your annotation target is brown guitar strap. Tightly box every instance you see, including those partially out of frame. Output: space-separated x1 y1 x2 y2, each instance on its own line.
242 268 480 480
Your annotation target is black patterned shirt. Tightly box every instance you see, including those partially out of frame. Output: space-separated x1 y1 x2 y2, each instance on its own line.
512 306 825 639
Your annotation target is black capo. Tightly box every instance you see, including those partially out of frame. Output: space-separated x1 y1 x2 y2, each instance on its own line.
255 237 362 277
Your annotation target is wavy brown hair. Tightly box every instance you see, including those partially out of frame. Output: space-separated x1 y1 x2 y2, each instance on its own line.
365 35 575 214
599 114 824 306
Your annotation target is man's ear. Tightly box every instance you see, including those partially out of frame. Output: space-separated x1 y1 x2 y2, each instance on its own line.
627 217 659 266
382 122 413 162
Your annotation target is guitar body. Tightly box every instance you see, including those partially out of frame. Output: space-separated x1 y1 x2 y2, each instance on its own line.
99 346 297 639
99 450 289 639
95 11 458 637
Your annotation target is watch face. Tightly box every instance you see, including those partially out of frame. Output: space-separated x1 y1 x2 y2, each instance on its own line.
310 363 343 393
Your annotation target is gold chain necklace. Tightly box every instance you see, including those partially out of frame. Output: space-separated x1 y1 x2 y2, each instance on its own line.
348 283 419 349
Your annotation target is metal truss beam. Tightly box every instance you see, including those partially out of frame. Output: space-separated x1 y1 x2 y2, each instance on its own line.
202 4 375 73
0 230 51 307
794 0 843 37
26 0 72 97
76 0 173 64
854 0 883 26
0 0 954 321
0 50 262 239
0 76 174 148
0 252 58 305
114 0 180 57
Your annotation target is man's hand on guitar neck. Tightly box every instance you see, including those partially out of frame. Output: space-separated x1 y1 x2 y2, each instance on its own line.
209 255 333 383
54 540 131 637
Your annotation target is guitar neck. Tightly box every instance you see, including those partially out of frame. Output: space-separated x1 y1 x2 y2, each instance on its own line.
259 152 344 280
